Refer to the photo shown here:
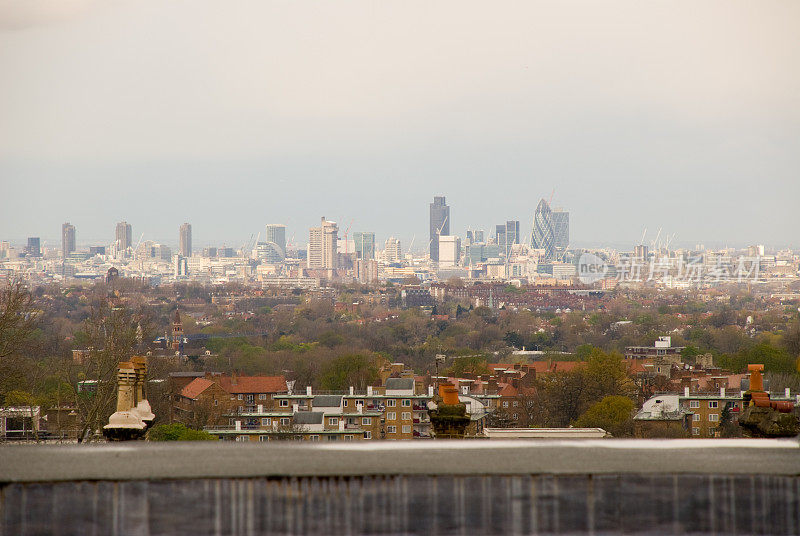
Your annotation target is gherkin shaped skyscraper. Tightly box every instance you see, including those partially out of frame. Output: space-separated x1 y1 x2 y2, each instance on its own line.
531 198 555 260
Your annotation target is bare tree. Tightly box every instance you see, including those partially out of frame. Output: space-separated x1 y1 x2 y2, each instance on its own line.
66 299 150 442
0 278 38 359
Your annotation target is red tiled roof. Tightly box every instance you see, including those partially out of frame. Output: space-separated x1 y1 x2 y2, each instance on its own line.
498 383 518 397
180 378 214 399
217 375 287 394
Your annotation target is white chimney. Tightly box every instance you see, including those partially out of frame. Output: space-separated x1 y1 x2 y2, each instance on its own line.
428 385 434 397
684 386 690 397
257 404 263 413
349 386 354 395
234 420 241 431
367 386 373 396
306 385 312 396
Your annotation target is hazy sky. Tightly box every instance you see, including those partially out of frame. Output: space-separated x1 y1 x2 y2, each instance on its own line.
1 0 799 251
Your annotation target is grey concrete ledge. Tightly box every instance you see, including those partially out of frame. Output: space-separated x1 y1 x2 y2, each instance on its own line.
1 438 799 483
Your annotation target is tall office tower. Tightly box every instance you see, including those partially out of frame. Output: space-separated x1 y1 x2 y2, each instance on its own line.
633 245 649 260
265 224 287 263
429 196 450 262
506 221 520 246
385 237 402 262
307 217 338 269
531 199 555 260
495 225 507 256
552 210 569 249
116 221 132 252
179 223 192 257
474 229 484 243
438 235 461 268
26 237 41 257
62 223 76 258
353 232 376 260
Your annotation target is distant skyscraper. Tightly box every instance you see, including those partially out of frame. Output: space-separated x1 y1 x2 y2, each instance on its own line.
179 223 192 257
384 237 402 262
552 210 569 249
26 237 41 257
62 223 76 259
531 199 555 260
308 217 338 269
429 196 450 262
115 221 132 252
265 224 287 263
495 224 507 255
506 220 520 247
353 231 375 260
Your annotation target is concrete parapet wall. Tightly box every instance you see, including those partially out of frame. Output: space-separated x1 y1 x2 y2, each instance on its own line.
1 439 799 535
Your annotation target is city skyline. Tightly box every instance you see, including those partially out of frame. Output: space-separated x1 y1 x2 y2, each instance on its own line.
1 1 799 249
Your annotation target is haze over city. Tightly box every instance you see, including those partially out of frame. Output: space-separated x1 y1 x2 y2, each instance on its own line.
1 0 799 249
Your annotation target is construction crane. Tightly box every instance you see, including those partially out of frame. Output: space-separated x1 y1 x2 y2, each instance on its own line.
133 232 144 253
342 220 353 255
408 234 415 254
426 214 449 252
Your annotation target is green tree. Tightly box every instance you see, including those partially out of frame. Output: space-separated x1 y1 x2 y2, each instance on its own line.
319 353 380 390
573 395 634 437
149 423 218 441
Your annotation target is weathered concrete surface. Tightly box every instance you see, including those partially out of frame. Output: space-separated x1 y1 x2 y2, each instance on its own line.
1 438 799 483
1 440 799 535
2 474 799 535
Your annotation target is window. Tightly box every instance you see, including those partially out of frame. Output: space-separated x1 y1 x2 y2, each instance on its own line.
402 399 411 407
259 436 269 442
362 417 371 425
279 400 289 407
402 425 411 434
387 425 397 434
693 414 700 421
356 400 364 406
280 417 290 426
259 394 267 400
709 414 719 422
708 401 718 409
238 406 243 413
214 399 218 406
708 427 717 437
502 401 509 408
261 418 271 426
246 394 254 403
329 417 339 426
364 431 372 439
344 435 353 441
401 412 411 421
309 435 320 442
387 412 396 421
238 394 243 400
327 435 338 442
689 400 699 409
692 427 700 436
343 400 348 407
387 399 396 407
512 413 518 420
236 435 248 442
513 401 519 407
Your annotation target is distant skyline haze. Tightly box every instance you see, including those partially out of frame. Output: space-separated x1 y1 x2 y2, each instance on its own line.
1 0 798 250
